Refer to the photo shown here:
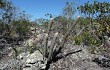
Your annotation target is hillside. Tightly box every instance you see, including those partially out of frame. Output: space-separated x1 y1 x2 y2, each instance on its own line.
0 0 110 70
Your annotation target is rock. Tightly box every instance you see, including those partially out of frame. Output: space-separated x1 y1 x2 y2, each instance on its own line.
22 50 47 70
25 50 43 64
100 36 110 59
0 58 23 70
72 61 102 70
24 36 39 47
8 50 14 56
62 45 94 61
93 58 110 67
49 45 110 70
48 41 51 47
37 33 47 39
103 36 110 48
17 52 30 59
16 49 47 70
42 29 45 33
24 38 33 47
23 64 39 70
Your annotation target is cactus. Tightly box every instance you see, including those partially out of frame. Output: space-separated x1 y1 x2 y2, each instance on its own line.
47 32 59 62
43 18 54 57
56 17 80 54
36 17 81 70
42 17 80 65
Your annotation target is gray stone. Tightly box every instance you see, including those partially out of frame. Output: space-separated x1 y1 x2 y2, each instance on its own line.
49 45 110 70
17 52 30 59
22 50 47 70
48 41 51 47
25 50 43 64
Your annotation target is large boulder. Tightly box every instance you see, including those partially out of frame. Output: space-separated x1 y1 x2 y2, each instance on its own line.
0 56 23 70
49 44 110 70
24 33 47 47
17 50 47 70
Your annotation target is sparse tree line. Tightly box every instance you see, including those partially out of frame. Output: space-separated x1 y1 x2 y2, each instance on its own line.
0 0 33 46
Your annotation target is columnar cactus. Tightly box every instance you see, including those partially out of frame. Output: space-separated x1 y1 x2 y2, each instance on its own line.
47 32 59 62
42 17 80 64
56 17 80 53
43 18 54 57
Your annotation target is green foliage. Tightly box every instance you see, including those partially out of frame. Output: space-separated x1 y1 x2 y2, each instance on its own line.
11 11 30 36
28 44 36 53
63 2 76 19
54 16 75 35
88 45 108 54
73 35 82 45
62 2 76 30
73 19 102 46
0 22 4 34
77 1 110 18
0 0 17 37
43 21 49 29
74 1 110 47
0 0 16 24
12 19 30 36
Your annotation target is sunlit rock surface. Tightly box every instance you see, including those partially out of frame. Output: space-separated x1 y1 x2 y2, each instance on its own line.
20 50 47 70
49 44 110 70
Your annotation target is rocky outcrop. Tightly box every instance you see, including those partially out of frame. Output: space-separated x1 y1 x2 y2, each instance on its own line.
1 44 110 70
49 44 110 70
1 26 110 70
17 50 47 70
0 48 46 70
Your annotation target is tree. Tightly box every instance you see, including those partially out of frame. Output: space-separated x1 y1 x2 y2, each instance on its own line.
12 11 30 36
63 2 76 19
75 1 110 46
0 0 16 24
0 0 16 36
62 2 76 30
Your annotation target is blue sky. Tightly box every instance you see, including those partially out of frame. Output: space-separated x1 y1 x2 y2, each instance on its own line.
10 0 110 21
